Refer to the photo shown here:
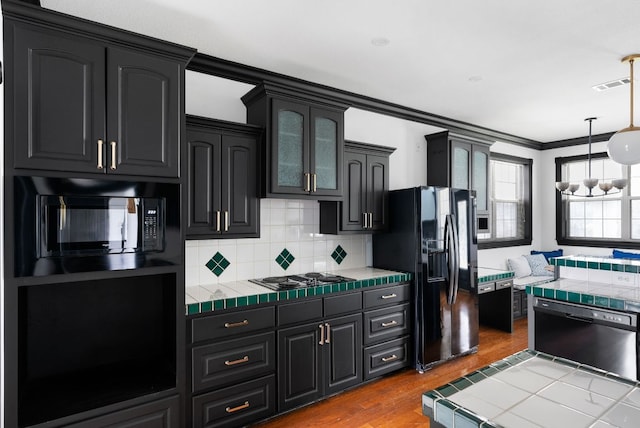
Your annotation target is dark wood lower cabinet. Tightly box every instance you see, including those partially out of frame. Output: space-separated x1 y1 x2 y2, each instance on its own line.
67 396 180 428
188 282 411 427
278 313 363 411
192 376 276 428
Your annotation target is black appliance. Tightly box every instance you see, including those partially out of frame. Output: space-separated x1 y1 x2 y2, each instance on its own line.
534 297 639 381
13 176 181 276
372 186 478 372
250 272 356 291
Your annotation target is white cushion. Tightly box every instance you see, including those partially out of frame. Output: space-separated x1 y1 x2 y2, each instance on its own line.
524 253 554 276
507 255 532 278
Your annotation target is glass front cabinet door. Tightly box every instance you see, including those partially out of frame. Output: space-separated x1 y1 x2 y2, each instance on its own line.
243 84 346 199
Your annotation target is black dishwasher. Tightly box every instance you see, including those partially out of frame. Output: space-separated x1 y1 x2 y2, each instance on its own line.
534 298 639 381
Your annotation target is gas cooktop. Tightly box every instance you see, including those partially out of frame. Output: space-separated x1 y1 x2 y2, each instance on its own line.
249 272 356 291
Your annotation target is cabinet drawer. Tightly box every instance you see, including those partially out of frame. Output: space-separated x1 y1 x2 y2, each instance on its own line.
278 298 323 326
324 291 362 317
364 337 410 380
192 307 275 343
67 395 179 427
192 332 275 393
192 375 276 428
363 283 410 309
363 303 410 345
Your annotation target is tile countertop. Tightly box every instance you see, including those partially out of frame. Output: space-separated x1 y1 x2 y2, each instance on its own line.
477 268 514 284
422 349 640 428
526 278 640 313
184 267 411 316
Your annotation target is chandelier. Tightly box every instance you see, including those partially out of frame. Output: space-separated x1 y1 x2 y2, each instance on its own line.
607 54 640 165
556 117 627 197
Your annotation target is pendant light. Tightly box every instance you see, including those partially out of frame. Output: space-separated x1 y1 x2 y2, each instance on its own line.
607 54 640 165
556 117 627 197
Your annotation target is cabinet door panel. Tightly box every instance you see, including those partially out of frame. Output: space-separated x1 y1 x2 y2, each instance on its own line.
310 108 343 196
341 152 367 231
12 23 105 173
271 99 309 195
473 146 489 212
222 135 258 236
452 143 470 189
67 396 180 428
325 314 362 395
107 48 179 177
186 132 221 234
367 154 389 231
277 323 322 411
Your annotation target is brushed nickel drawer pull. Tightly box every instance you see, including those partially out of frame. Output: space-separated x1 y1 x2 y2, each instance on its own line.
363 212 368 228
382 354 398 363
215 211 221 232
109 141 117 170
304 173 311 192
319 324 325 345
97 139 104 169
381 293 397 300
224 355 249 366
224 211 229 231
369 212 373 228
325 323 330 344
381 320 398 328
224 319 249 328
225 401 249 413
313 173 317 192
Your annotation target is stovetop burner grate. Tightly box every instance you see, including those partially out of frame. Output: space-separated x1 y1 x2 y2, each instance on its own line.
249 272 356 291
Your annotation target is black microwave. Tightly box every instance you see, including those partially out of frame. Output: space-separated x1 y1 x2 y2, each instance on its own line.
39 195 164 257
13 176 180 277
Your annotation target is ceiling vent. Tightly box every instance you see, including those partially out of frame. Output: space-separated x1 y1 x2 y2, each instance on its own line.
592 77 631 91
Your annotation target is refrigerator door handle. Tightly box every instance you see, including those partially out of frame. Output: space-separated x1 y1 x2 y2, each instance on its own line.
450 214 460 304
445 214 456 305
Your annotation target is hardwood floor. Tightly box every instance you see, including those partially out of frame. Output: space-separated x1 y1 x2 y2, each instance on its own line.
253 317 529 427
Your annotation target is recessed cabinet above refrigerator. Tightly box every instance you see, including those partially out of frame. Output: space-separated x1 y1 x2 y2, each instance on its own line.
242 83 348 200
425 131 491 235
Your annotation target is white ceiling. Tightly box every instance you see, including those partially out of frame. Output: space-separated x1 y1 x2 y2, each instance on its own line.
39 0 640 144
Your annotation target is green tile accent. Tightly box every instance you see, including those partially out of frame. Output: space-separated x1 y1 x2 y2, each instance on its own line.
556 290 567 301
600 262 612 271
275 248 295 270
566 259 576 267
568 292 581 303
625 264 638 273
248 295 258 305
455 407 485 426
268 293 278 302
201 301 212 312
278 291 287 300
610 298 625 310
205 251 231 277
587 261 598 269
595 296 609 307
187 303 199 315
532 287 543 297
451 378 473 390
581 294 594 305
466 371 487 384
288 290 297 299
613 264 625 272
331 245 348 264
543 288 554 298
237 296 248 307
259 294 268 303
577 260 587 268
435 384 459 398
225 298 237 308
214 300 224 310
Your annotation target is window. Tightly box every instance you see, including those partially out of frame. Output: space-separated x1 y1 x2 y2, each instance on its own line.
556 152 640 248
478 154 532 249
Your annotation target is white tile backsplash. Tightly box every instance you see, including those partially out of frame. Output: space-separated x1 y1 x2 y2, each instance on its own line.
185 199 370 286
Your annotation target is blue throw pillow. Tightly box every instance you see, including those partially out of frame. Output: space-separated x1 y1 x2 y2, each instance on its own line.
612 249 640 259
531 249 563 262
524 254 553 276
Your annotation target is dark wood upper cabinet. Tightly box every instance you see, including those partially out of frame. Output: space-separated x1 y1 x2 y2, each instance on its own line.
5 15 194 178
242 83 348 200
319 141 395 234
185 116 261 239
425 131 491 227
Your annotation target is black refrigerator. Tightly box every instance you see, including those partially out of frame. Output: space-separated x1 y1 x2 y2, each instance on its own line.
372 186 478 372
